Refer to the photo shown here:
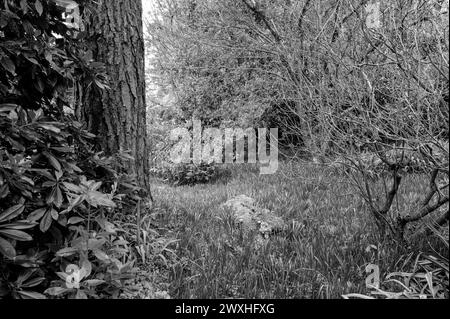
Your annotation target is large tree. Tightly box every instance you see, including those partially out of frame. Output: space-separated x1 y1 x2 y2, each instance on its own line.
80 0 150 191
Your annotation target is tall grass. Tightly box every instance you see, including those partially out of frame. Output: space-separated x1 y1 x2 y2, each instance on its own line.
148 162 448 299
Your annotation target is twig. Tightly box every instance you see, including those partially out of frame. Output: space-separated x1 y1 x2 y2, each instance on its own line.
136 199 141 247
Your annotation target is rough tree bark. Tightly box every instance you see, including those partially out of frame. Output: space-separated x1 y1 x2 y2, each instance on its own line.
80 0 151 192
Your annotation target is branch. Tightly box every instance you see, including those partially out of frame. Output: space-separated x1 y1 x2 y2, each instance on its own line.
361 167 396 235
411 209 449 240
435 210 449 227
421 169 439 207
331 0 370 43
241 0 281 42
403 196 449 223
240 0 305 89
380 171 402 215
298 0 312 34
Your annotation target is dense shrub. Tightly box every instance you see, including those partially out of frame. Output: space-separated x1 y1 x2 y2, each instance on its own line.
151 163 230 186
0 0 141 299
257 100 304 151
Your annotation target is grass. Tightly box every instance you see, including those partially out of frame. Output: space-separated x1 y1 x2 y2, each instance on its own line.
146 161 448 299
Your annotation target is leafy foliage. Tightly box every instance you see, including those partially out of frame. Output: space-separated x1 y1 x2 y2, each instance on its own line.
344 226 449 299
0 0 141 299
151 163 230 186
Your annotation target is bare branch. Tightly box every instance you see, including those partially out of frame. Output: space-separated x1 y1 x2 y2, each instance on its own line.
404 196 449 223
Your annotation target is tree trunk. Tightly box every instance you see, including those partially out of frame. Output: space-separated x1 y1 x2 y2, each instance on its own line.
80 0 150 192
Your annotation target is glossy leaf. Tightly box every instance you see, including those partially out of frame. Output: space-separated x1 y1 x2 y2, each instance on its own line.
0 202 25 223
39 210 52 233
17 290 46 299
0 237 16 258
0 229 33 241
